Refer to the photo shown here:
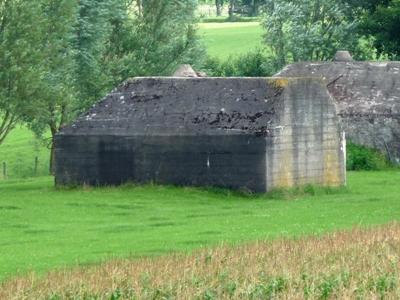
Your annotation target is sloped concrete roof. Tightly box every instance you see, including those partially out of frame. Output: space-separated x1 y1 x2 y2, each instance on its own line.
59 77 329 137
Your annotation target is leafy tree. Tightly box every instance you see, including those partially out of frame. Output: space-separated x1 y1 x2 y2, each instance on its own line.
238 0 266 16
203 49 274 77
344 0 390 14
262 0 359 68
215 0 224 16
72 0 204 106
228 0 236 20
27 0 77 172
0 1 45 146
106 0 205 83
360 0 400 59
72 0 117 111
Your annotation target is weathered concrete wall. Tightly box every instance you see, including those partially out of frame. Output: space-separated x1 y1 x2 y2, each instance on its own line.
55 77 345 192
265 78 345 189
276 61 400 163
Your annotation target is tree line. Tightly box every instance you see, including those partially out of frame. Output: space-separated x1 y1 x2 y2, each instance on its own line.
199 0 265 18
204 0 400 76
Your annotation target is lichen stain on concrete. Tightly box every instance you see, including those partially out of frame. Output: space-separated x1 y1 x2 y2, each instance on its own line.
276 150 294 188
268 78 289 89
322 139 341 186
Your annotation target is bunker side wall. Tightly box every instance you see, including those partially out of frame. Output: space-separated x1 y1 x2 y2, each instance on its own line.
266 78 346 190
54 135 268 192
276 62 400 164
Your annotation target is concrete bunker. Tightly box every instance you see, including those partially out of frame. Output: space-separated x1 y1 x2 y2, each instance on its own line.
54 77 346 192
276 51 400 164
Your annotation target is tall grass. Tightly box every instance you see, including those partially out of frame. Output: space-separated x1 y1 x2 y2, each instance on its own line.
1 223 399 299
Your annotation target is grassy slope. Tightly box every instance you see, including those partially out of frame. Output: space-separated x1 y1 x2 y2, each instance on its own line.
1 171 400 280
198 22 264 59
0 127 50 179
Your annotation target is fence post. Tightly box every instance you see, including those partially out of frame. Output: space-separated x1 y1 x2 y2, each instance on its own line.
2 162 6 179
34 156 38 176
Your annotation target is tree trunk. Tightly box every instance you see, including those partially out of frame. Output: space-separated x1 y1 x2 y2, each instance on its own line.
49 124 58 175
215 0 221 16
251 0 257 16
49 136 55 175
228 0 235 20
0 111 16 146
48 104 68 175
137 0 142 17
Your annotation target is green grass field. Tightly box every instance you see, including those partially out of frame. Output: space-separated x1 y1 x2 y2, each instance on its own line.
1 171 399 281
0 127 50 179
198 22 264 59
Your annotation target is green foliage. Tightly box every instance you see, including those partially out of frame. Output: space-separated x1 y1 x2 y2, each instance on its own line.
200 16 260 23
202 49 276 76
72 0 118 111
360 0 400 59
29 0 77 139
108 0 205 82
198 0 266 17
68 0 206 112
0 1 46 145
346 142 390 171
262 0 361 68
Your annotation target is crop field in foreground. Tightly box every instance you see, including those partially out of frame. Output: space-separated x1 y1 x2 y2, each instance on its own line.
198 22 264 59
1 223 399 299
0 171 399 282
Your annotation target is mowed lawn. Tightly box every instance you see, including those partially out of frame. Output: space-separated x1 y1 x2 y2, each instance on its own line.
198 22 264 58
1 171 400 281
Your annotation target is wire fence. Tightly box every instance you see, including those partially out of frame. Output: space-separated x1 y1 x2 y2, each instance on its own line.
1 157 49 180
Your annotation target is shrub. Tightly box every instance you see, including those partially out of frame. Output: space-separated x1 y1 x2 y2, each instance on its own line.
200 16 260 23
201 49 278 77
346 142 390 171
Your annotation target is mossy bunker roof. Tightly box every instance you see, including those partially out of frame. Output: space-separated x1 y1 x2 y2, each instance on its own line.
59 77 317 137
